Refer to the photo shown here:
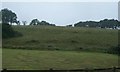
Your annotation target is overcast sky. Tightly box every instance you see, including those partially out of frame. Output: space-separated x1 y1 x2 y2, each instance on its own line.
2 2 118 26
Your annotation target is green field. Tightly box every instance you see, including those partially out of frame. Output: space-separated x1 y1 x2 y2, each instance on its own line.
3 26 118 52
2 26 119 69
0 48 2 70
3 48 118 70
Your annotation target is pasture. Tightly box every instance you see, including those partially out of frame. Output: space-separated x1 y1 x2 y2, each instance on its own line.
0 48 2 70
3 48 119 70
2 26 119 70
3 26 118 53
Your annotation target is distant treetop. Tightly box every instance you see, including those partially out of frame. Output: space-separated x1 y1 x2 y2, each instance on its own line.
0 8 18 25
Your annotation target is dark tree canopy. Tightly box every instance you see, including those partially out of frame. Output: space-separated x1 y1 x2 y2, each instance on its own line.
99 19 119 28
29 19 55 26
74 19 120 29
0 8 18 25
30 19 40 25
0 8 22 39
16 21 20 25
38 21 49 25
66 24 73 27
38 20 56 26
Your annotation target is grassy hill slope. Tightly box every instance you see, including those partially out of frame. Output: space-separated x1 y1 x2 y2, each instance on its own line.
2 26 119 69
3 26 118 53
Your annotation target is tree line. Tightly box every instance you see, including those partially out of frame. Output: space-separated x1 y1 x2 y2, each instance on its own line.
74 19 120 29
0 8 55 26
0 8 120 29
29 19 55 26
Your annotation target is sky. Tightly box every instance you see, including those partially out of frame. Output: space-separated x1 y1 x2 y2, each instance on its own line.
1 2 118 26
1 0 120 2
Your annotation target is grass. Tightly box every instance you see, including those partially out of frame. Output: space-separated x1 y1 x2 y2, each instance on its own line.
2 26 119 70
3 48 119 70
3 26 118 53
0 48 2 70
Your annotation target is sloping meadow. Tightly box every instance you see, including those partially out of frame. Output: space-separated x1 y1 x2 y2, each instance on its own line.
3 26 118 54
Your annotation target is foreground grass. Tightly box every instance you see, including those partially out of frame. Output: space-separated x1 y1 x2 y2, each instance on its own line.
3 48 119 70
0 48 2 70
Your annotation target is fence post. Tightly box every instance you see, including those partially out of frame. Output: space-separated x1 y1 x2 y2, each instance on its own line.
113 67 116 72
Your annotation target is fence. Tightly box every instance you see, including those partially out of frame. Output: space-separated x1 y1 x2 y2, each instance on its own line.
1 67 120 72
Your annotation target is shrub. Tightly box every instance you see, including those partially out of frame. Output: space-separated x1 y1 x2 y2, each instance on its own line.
107 45 120 55
2 23 22 39
26 40 39 44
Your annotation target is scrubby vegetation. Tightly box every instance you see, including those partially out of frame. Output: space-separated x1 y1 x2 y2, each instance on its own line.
2 23 22 39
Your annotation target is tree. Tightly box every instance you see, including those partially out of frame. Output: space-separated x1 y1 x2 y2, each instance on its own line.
74 19 120 28
66 24 72 27
38 21 49 25
30 19 40 25
29 19 56 26
38 20 56 26
99 19 119 28
16 21 20 25
1 8 22 39
22 21 27 25
0 8 18 25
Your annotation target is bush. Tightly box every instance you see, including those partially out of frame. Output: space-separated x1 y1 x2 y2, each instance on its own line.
26 40 39 44
2 23 22 39
107 45 120 55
